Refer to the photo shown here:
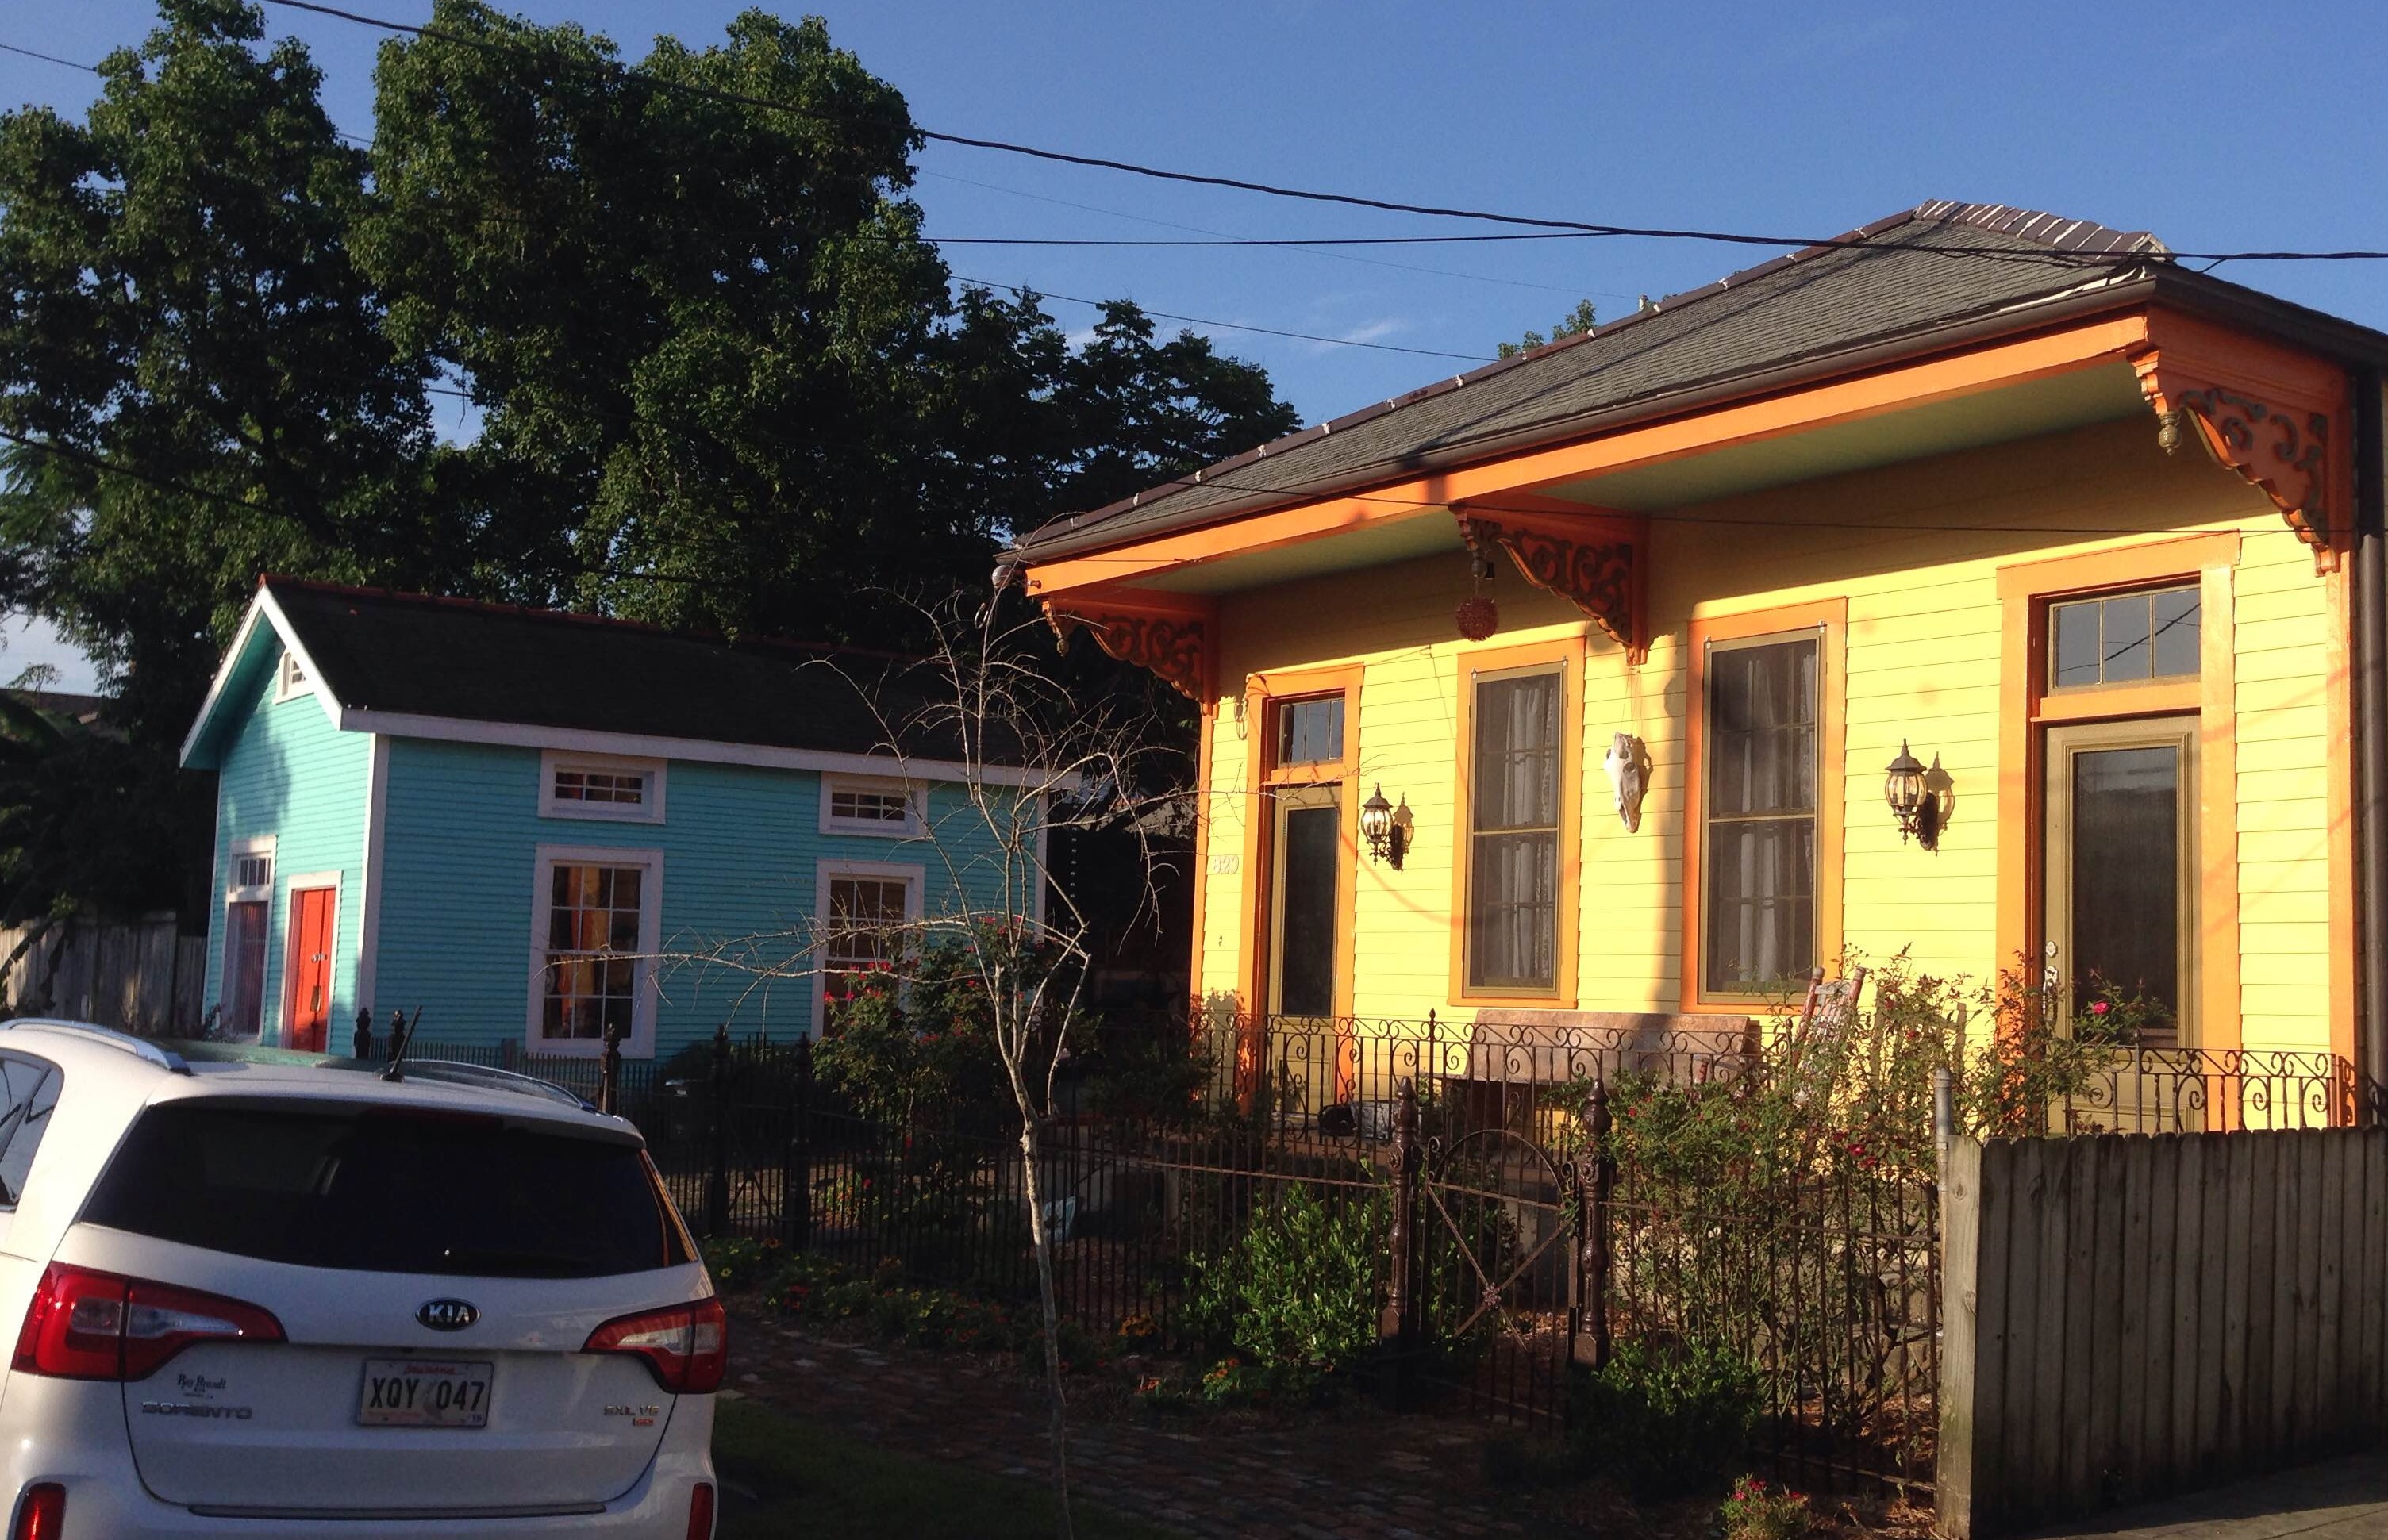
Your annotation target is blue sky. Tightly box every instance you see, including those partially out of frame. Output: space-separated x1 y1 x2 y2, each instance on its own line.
6 0 2386 690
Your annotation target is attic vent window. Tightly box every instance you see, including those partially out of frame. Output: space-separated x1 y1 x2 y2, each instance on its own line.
275 651 310 701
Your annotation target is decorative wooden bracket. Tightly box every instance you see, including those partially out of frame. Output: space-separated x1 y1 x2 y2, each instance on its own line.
1452 494 1650 662
1042 593 1217 704
2128 309 2353 572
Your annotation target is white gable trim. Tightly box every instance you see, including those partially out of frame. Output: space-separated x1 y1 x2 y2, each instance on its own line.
178 586 343 766
336 708 1052 788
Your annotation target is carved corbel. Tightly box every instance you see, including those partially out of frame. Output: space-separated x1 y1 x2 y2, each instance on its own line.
1043 593 1217 704
2129 310 2353 571
1452 495 1650 662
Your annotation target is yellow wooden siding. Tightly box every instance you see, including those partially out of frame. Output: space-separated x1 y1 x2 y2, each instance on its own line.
1188 414 2345 1058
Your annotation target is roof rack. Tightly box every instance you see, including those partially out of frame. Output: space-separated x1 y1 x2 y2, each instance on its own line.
397 1059 595 1112
0 1020 190 1075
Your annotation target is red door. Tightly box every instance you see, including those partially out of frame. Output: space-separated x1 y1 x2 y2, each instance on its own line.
286 886 336 1053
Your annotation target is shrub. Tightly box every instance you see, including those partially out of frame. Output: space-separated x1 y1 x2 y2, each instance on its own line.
1182 1185 1386 1371
1573 1338 1764 1498
700 1235 786 1292
1720 1474 1813 1540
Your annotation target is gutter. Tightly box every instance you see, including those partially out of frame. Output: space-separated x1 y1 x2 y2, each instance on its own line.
2355 368 2388 1114
1014 266 2388 566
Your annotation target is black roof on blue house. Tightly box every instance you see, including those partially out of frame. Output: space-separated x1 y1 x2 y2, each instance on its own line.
183 578 1021 773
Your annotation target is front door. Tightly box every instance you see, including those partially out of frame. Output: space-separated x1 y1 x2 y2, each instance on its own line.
286 885 337 1053
1268 784 1342 1026
2042 717 2198 1047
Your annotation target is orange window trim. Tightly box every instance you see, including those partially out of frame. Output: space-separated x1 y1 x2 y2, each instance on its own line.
1993 532 2241 1059
2326 563 2358 1083
1448 634 1586 1010
1681 600 1848 1014
1186 697 1216 1016
1236 663 1364 1025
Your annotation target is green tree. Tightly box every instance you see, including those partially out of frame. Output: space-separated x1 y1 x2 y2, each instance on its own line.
0 0 450 744
0 0 1298 916
1496 297 1598 359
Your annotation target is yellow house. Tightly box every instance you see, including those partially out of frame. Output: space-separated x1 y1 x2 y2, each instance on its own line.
1007 202 2388 1114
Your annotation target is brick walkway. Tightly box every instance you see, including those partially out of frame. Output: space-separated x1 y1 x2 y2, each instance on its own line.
725 1300 1556 1538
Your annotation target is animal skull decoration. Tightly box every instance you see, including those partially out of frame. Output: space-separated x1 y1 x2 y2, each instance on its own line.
1602 732 1649 833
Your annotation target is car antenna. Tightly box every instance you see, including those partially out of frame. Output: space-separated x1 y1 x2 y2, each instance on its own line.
380 1007 425 1082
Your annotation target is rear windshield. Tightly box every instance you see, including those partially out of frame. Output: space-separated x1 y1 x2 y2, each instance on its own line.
83 1100 690 1278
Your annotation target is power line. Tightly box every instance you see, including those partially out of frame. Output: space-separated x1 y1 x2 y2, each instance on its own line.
921 167 1620 299
0 37 375 147
256 0 2388 267
1 40 1487 362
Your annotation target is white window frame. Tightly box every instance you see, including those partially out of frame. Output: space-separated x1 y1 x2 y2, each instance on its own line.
811 860 924 1037
274 649 310 702
538 751 667 825
225 834 276 901
819 775 923 839
525 843 665 1059
220 835 278 1042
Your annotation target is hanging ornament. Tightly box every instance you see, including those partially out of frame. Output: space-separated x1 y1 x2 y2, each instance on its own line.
1455 551 1499 640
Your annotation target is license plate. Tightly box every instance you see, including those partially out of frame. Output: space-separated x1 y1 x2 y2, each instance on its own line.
358 1358 494 1428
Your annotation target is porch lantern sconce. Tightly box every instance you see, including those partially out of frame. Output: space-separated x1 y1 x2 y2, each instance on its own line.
1884 740 1942 851
1359 783 1410 870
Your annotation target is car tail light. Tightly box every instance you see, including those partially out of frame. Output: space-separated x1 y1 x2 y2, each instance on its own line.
10 1483 63 1540
686 1480 716 1539
12 1264 284 1381
582 1296 727 1394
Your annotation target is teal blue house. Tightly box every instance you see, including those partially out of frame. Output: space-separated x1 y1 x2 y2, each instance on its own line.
179 578 1037 1060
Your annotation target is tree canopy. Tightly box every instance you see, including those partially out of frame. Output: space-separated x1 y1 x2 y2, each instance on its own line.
1495 298 1598 359
0 0 1298 918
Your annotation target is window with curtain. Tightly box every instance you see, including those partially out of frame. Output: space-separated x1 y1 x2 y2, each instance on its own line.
1467 669 1561 992
540 864 644 1042
1703 636 1818 997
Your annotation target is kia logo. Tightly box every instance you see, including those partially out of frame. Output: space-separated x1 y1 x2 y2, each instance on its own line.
417 1299 479 1332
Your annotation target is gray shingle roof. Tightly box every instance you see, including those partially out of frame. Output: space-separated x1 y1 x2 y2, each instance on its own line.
260 579 1014 765
1012 202 2171 559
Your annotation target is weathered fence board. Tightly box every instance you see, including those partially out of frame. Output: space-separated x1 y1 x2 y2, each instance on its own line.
1939 1129 2388 1538
0 915 204 1036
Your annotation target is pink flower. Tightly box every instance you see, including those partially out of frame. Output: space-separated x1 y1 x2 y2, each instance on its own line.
2090 1000 2111 1016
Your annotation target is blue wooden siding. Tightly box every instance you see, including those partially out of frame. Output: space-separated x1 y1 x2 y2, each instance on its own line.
200 656 371 1043
368 739 1009 1058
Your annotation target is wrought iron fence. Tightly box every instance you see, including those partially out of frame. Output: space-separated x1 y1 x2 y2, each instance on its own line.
367 1012 2361 1494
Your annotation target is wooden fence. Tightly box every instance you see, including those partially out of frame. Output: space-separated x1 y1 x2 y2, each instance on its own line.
1937 1128 2388 1537
0 915 206 1037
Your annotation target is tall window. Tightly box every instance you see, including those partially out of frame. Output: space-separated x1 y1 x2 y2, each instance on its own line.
540 863 644 1042
1703 636 1819 997
221 839 273 1039
1467 669 1562 992
821 873 915 1028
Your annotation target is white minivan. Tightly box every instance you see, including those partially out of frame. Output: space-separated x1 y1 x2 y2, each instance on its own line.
0 1021 721 1538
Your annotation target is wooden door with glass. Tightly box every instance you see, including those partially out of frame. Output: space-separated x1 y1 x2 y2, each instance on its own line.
2043 717 2198 1048
1245 687 1352 1111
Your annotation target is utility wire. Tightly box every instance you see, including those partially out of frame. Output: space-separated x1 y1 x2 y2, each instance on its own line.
921 167 1623 299
0 36 375 147
254 0 2388 266
0 41 1487 360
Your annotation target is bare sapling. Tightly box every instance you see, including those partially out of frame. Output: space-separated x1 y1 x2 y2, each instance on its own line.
674 594 1173 1540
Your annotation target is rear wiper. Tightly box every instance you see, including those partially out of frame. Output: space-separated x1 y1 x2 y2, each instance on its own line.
379 1006 425 1082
